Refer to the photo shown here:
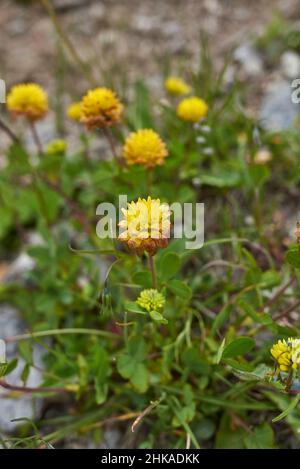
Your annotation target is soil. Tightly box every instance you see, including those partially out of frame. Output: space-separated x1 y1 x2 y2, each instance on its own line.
1 0 299 95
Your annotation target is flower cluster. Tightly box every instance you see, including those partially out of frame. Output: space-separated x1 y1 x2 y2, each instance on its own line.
123 129 168 168
176 96 208 123
271 338 300 372
80 87 123 129
136 289 166 312
118 196 171 256
67 102 82 122
7 83 48 121
165 76 190 95
46 139 67 155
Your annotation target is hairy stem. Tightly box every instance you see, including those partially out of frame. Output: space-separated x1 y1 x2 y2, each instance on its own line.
148 254 157 289
29 121 44 155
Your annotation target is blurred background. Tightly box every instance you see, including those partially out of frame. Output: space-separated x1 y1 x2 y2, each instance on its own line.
0 0 300 143
0 1 299 97
0 0 299 148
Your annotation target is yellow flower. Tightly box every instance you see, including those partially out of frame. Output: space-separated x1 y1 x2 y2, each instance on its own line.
165 77 191 95
136 289 166 312
291 339 300 369
7 83 48 121
118 196 171 256
67 102 82 122
177 96 208 123
123 129 168 168
271 338 300 372
80 87 123 129
46 139 67 155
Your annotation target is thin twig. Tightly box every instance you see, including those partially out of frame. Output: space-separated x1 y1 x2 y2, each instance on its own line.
131 395 164 433
5 328 118 344
0 379 68 394
85 412 140 431
259 275 296 313
102 128 122 165
148 254 157 289
0 116 20 144
29 121 44 155
273 298 300 321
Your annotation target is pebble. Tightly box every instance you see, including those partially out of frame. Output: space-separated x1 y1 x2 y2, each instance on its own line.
234 43 263 77
259 81 300 131
280 51 300 79
0 306 43 433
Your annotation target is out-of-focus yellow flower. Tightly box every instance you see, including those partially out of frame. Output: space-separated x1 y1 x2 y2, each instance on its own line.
291 340 300 369
177 96 208 123
271 338 300 372
237 132 247 145
67 102 82 122
118 196 171 256
7 83 48 121
80 87 123 129
123 129 168 168
165 77 191 95
136 289 166 312
272 134 282 145
46 139 67 155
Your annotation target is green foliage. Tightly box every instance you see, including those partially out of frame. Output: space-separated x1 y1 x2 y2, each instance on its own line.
1 28 300 451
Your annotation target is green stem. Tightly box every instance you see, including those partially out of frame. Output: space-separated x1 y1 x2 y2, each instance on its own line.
146 169 153 194
29 120 44 155
0 116 20 144
5 328 118 344
148 254 157 289
104 128 116 157
253 187 262 235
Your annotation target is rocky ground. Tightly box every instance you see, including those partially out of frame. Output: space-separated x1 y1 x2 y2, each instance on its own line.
0 0 299 137
0 0 299 92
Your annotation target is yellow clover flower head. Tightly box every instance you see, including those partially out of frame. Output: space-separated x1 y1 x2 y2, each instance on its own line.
118 196 171 256
123 129 168 168
7 83 48 121
271 338 300 372
46 139 67 155
177 96 208 123
80 87 123 129
67 102 82 122
136 289 166 312
165 76 191 95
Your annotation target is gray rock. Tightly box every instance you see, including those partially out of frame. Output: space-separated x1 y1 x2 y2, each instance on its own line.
234 43 263 77
5 17 28 37
281 51 300 79
133 15 160 33
259 81 300 132
0 306 43 433
65 428 121 449
4 252 35 282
